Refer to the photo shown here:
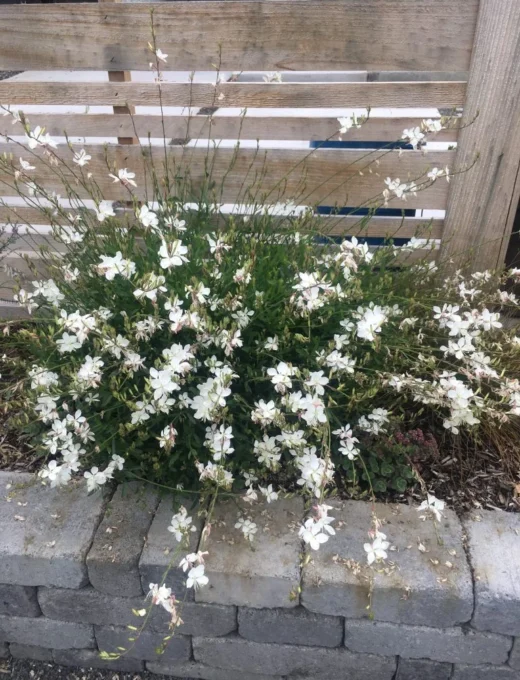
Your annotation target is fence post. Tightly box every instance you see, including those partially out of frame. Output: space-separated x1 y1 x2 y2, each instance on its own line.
99 0 137 146
440 0 520 272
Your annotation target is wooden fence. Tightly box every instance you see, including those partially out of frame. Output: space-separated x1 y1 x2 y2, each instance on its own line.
0 0 519 307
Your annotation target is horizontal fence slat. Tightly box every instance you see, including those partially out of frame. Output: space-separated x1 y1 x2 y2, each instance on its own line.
0 114 460 143
0 205 444 240
0 143 454 209
0 81 467 109
0 1 479 72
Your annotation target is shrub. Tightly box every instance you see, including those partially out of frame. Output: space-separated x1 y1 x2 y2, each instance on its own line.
1 48 520 635
2 190 520 499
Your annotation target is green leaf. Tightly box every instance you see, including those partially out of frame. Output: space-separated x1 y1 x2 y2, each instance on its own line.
373 479 387 493
380 462 394 477
393 477 407 493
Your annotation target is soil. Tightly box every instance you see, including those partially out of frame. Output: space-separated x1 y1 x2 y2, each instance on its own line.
1 658 189 680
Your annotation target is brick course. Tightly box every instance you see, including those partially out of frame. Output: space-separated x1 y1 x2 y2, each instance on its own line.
0 472 518 678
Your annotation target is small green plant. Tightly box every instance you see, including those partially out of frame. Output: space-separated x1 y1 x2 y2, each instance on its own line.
344 428 439 494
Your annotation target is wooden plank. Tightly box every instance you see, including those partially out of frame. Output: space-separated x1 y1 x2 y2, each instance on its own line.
441 0 520 271
0 1 479 73
0 144 454 209
100 0 138 147
321 217 444 239
0 206 89 227
0 114 460 143
0 206 444 240
0 81 467 109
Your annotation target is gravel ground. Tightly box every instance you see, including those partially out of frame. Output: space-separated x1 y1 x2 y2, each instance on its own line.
0 657 192 680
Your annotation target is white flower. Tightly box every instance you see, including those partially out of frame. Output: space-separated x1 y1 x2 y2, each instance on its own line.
131 400 155 425
134 273 167 302
251 399 279 426
38 460 72 488
77 355 104 389
364 536 390 565
58 225 83 245
109 454 125 471
72 149 91 166
97 251 136 280
254 435 281 469
296 448 334 497
235 517 258 541
259 484 278 503
149 368 179 401
402 127 425 149
147 583 173 611
179 551 208 572
358 408 389 436
168 506 196 542
267 361 294 394
101 334 130 360
95 201 115 222
196 461 233 488
84 467 107 493
25 125 57 149
29 366 59 390
300 394 327 426
299 517 333 550
164 215 186 231
138 205 159 230
56 332 82 354
123 350 145 373
204 424 234 461
427 167 443 181
422 118 443 133
334 424 360 460
264 336 279 351
356 304 388 342
158 424 178 449
35 395 59 422
159 240 189 268
186 564 209 589
304 371 329 396
417 494 445 522
109 167 137 187
337 114 361 136
324 351 356 375
33 279 64 307
19 158 35 171
155 48 168 63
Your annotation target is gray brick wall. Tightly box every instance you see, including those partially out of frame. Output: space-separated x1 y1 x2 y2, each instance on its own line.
1 470 520 679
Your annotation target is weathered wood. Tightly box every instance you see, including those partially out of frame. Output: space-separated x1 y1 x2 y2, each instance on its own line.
0 1 479 72
0 81 467 109
0 144 454 209
441 0 520 271
100 0 138 147
0 205 444 240
0 114 459 143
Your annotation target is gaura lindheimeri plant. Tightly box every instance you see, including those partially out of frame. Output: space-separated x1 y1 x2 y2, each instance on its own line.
1 36 520 659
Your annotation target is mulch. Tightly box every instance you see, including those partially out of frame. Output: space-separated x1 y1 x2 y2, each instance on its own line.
1 657 189 680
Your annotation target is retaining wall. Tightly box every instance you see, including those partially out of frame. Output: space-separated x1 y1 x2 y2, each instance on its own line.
1 470 519 679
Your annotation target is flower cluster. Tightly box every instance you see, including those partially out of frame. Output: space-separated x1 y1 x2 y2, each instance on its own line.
1 97 520 621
